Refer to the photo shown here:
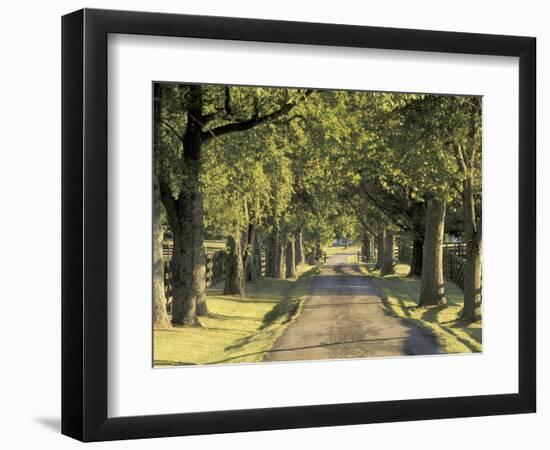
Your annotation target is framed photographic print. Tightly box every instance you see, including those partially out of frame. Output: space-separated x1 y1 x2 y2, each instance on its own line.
61 8 536 442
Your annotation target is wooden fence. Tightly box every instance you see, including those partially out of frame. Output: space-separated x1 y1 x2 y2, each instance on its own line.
356 240 467 292
163 248 272 304
441 241 466 290
162 240 224 260
443 251 466 290
163 250 227 302
206 250 227 288
162 240 329 305
443 241 466 257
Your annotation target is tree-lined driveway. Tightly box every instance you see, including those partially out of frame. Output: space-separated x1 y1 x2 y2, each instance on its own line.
264 249 441 362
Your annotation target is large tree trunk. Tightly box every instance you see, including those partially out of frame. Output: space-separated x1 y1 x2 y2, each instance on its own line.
295 231 305 266
153 83 171 328
380 231 395 275
461 174 482 321
374 230 385 270
286 235 297 278
224 234 245 295
160 85 206 326
165 199 204 326
408 222 424 277
418 197 447 307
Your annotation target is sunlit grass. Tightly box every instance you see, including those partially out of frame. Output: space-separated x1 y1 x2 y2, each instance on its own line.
367 263 482 354
323 244 360 256
154 264 318 366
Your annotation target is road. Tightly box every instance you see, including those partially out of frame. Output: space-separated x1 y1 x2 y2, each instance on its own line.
264 249 441 362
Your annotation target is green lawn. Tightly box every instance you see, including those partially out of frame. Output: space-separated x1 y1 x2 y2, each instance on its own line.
367 263 482 354
323 244 359 256
154 264 318 366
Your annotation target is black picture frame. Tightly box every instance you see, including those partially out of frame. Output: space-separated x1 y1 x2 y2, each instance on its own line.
61 8 536 442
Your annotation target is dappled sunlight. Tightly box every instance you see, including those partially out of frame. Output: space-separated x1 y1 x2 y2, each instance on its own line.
154 264 316 366
369 263 482 354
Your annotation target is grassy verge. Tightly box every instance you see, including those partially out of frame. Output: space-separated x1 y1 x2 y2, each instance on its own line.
367 263 482 354
154 264 319 366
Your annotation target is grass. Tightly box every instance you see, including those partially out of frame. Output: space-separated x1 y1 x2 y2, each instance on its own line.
367 263 482 354
324 244 357 256
154 264 319 366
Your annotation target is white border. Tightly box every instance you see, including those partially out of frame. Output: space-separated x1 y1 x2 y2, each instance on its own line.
108 34 519 418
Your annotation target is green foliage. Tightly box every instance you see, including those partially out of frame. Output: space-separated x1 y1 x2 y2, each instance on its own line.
156 83 482 246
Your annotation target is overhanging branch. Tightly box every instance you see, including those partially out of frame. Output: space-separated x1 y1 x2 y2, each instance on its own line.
201 90 313 142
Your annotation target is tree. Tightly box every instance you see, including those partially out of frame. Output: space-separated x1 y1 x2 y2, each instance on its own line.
158 85 205 325
399 95 482 312
386 95 464 307
158 85 311 319
449 98 483 320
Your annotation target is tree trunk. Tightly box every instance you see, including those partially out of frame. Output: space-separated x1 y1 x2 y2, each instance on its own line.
265 229 279 278
369 235 375 262
408 222 424 277
195 246 208 315
247 233 262 283
374 230 385 270
461 174 482 321
418 197 447 307
295 231 305 266
397 238 408 263
243 223 256 282
275 237 286 279
286 235 297 278
224 234 245 295
153 182 171 328
166 201 203 326
381 231 395 275
363 234 373 262
153 83 171 328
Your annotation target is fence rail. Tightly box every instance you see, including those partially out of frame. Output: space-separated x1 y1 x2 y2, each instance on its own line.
162 240 225 261
443 241 466 258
